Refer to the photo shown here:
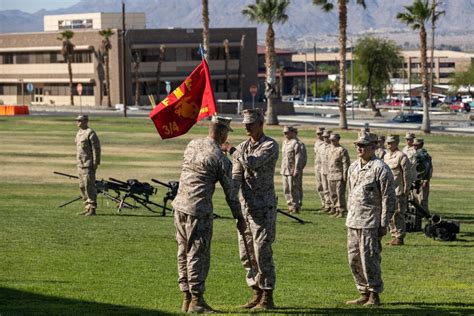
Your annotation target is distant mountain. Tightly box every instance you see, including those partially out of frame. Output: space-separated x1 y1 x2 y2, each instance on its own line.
1 0 474 50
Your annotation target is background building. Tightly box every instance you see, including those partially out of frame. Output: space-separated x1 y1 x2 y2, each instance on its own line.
0 13 257 107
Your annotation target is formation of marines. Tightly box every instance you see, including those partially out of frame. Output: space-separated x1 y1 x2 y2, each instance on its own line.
74 112 433 312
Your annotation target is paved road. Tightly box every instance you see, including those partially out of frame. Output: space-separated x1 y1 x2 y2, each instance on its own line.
27 104 474 135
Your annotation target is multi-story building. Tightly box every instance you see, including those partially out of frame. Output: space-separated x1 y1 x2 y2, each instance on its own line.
292 50 474 85
0 13 257 107
44 12 146 32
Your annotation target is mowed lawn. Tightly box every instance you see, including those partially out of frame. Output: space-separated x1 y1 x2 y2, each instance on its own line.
0 115 473 315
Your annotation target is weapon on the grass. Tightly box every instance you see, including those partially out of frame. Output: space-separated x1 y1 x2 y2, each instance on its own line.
54 171 136 209
151 178 179 216
277 208 309 224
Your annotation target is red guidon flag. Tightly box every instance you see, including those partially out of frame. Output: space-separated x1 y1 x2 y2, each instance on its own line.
149 60 216 139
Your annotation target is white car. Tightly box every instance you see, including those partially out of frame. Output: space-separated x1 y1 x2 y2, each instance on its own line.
461 95 473 103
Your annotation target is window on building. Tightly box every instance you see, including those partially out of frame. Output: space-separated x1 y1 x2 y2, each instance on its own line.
72 51 92 63
439 62 455 68
209 47 225 60
58 19 93 30
439 73 451 78
1 53 14 64
164 48 176 62
0 84 18 95
16 53 31 64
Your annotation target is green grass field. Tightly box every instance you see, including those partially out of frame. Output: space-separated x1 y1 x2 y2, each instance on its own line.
1 116 473 315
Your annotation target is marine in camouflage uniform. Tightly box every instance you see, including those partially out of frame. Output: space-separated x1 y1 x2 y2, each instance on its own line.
375 135 386 160
232 109 279 310
313 127 326 209
412 138 433 214
317 130 332 212
75 115 101 216
281 126 307 213
172 116 246 313
402 132 417 185
327 133 350 218
384 135 411 246
345 132 396 306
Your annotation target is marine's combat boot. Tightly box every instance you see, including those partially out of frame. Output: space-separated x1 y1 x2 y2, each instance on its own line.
85 207 96 216
187 293 215 314
328 208 336 215
77 206 90 216
336 211 345 218
345 292 370 305
240 286 263 309
363 292 381 306
389 238 404 246
181 291 191 313
252 289 275 310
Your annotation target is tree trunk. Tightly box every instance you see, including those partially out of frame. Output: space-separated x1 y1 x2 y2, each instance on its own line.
367 70 381 116
105 52 111 107
134 60 140 106
155 45 165 103
68 58 74 106
224 39 230 99
420 25 431 133
337 0 348 129
202 0 209 61
237 34 245 100
265 23 278 125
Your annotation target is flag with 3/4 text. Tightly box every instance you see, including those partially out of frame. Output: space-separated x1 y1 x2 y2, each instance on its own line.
149 60 216 139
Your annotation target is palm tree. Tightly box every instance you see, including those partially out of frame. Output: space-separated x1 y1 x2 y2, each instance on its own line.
313 0 367 127
155 44 165 103
243 0 289 125
99 28 114 107
397 0 433 133
223 39 231 99
278 65 285 98
57 30 75 106
237 34 246 100
133 52 141 106
202 0 210 61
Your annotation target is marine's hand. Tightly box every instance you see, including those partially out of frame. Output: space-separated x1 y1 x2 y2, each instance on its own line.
236 216 247 234
378 226 388 237
221 141 233 153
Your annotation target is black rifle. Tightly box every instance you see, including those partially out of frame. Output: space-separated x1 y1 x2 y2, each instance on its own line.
54 171 135 209
151 179 179 216
277 209 309 224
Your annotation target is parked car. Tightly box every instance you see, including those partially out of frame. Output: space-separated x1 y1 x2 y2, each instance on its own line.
383 99 404 107
391 113 423 123
449 102 471 113
461 95 473 103
431 99 442 107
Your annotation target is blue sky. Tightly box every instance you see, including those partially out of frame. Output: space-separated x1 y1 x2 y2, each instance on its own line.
0 0 80 13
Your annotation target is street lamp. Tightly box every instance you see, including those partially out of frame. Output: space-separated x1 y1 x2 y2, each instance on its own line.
347 36 355 121
304 52 308 106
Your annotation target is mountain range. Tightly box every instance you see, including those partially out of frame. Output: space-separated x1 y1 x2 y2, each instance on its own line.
1 0 473 50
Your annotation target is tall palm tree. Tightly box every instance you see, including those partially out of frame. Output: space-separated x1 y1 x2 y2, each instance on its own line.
243 0 289 125
237 34 246 100
202 0 210 61
223 39 231 99
430 0 445 94
278 65 285 97
155 44 165 103
99 28 114 107
313 0 367 128
397 0 433 133
133 52 141 106
57 30 75 106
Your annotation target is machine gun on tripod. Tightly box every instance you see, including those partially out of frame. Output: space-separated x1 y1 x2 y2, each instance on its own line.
54 171 135 209
277 209 309 224
151 179 178 216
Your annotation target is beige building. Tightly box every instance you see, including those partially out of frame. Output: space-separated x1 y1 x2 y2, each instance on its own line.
0 17 257 107
44 12 146 32
292 50 474 85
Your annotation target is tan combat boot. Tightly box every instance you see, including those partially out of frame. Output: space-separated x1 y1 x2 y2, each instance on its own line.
328 208 336 215
181 291 191 313
336 211 345 218
85 207 96 216
363 292 381 306
187 293 215 314
240 286 263 309
77 205 90 215
346 292 370 305
252 289 275 310
389 238 404 246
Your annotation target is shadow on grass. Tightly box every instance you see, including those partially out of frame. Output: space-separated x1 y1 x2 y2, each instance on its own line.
0 287 177 315
264 302 474 315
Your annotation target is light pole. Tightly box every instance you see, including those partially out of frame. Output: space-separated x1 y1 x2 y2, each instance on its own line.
304 52 308 106
347 36 355 120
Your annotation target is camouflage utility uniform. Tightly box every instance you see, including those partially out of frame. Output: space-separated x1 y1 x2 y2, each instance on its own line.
233 134 279 290
346 156 396 295
384 145 411 242
172 137 242 295
314 130 326 208
327 139 350 217
75 124 101 213
317 132 332 212
281 134 307 213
